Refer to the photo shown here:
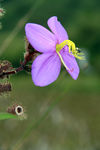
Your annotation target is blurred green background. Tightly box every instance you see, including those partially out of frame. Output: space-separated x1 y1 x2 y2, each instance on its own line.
0 0 100 149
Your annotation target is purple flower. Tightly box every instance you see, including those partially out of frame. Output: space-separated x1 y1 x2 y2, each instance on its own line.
25 16 83 87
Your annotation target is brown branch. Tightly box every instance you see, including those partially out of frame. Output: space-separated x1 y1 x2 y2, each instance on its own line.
0 40 41 79
0 60 27 78
0 45 39 78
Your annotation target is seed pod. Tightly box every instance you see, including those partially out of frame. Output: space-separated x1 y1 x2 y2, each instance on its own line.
0 60 13 79
0 83 12 94
7 104 23 115
7 104 27 120
24 38 40 61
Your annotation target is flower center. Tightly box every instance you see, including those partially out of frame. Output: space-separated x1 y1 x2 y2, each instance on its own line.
56 40 85 71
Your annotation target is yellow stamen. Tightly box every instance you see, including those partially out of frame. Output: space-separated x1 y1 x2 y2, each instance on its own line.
56 40 85 71
56 40 85 60
56 40 75 53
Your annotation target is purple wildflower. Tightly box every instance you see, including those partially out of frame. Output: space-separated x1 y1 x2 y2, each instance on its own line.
25 16 84 87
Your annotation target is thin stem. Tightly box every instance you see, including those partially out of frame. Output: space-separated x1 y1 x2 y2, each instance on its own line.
1 66 23 76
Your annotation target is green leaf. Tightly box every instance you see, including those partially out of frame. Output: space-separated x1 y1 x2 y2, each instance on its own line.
0 113 17 120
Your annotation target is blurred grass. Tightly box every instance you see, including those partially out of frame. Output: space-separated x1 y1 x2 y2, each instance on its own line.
0 73 100 149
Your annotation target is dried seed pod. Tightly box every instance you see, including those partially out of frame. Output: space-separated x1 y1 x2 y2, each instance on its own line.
24 38 40 61
7 104 23 115
0 60 12 72
0 60 13 79
0 83 12 94
7 104 27 120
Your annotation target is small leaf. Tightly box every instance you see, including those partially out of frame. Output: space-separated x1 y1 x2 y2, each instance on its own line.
0 113 17 120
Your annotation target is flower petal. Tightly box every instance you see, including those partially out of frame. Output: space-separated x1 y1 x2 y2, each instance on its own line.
31 52 61 86
25 23 57 53
60 50 79 80
47 16 68 43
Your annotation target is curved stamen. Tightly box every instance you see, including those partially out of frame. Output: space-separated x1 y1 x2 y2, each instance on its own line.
56 40 85 60
56 51 73 72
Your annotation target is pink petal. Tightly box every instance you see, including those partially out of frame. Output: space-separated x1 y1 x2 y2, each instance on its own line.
47 16 68 43
60 50 79 80
31 52 61 87
25 23 57 53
